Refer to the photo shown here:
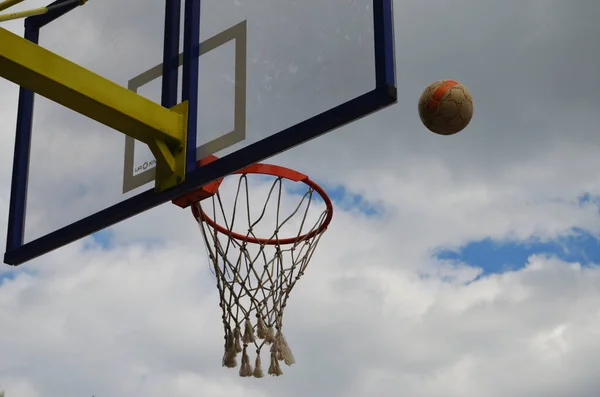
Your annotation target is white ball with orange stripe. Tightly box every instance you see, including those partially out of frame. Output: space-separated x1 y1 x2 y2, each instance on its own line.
418 80 473 135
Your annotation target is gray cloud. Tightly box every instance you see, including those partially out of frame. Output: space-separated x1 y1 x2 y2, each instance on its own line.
1 0 600 396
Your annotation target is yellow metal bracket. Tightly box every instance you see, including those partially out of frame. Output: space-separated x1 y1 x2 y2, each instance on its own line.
0 0 87 23
149 101 188 192
0 26 187 192
0 0 24 13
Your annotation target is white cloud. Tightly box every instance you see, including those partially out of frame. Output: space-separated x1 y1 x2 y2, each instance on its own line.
1 0 600 396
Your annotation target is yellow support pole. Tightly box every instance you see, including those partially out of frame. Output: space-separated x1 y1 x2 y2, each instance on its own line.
0 0 24 13
0 26 187 191
0 0 87 23
0 6 49 22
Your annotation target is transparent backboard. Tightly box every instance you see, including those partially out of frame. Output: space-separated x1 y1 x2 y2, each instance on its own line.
4 0 396 265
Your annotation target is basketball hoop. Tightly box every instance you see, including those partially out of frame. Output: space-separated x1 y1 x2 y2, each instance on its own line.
173 156 333 377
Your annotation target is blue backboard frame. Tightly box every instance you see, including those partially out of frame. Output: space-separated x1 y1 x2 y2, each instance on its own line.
4 0 397 266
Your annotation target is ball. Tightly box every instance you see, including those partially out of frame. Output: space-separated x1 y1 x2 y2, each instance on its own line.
418 80 473 135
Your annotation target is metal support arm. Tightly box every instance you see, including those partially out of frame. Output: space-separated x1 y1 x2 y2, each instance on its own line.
0 0 87 23
0 26 187 191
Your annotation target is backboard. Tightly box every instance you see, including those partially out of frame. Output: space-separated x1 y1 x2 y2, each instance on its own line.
4 0 396 265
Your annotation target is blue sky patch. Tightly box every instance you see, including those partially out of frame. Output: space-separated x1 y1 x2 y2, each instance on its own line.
0 266 37 285
84 229 114 250
285 181 383 217
434 228 600 276
324 184 383 216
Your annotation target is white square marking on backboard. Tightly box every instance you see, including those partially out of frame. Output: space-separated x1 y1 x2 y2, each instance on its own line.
122 21 247 193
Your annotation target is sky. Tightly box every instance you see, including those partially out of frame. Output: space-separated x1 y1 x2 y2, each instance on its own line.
1 0 600 396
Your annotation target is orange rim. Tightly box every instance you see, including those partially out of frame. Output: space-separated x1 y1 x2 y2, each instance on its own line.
191 163 333 245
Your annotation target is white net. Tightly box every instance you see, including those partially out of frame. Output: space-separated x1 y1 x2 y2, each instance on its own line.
192 172 331 377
